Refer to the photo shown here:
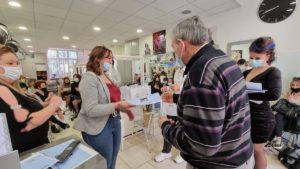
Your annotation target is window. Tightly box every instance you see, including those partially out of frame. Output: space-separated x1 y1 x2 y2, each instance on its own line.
48 50 57 58
59 51 67 58
69 51 77 59
47 49 83 79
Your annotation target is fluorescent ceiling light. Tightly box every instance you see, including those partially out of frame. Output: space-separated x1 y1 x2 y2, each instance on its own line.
287 9 293 11
113 40 118 42
72 45 76 47
24 38 30 41
19 26 27 30
27 46 32 48
137 29 142 33
29 50 34 52
63 37 69 40
291 2 297 4
94 27 100 31
9 1 20 7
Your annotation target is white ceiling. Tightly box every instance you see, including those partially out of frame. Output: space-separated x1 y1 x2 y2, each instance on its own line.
0 0 240 53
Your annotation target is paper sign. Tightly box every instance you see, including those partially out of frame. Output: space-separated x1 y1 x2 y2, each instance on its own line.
21 153 58 169
128 93 161 105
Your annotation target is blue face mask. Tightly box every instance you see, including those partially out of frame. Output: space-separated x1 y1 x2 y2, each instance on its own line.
74 78 79 82
168 83 172 86
100 62 112 71
174 42 185 67
249 59 264 68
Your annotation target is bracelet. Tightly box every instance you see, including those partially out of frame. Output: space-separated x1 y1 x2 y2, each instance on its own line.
10 105 22 110
49 103 59 110
118 102 121 108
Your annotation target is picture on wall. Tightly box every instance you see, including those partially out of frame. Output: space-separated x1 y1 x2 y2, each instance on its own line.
231 50 243 62
153 30 166 55
145 43 151 55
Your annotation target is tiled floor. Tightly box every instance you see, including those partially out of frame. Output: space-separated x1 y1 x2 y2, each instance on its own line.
51 113 287 169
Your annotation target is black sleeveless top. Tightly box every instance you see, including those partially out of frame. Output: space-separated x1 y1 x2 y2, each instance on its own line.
0 84 48 153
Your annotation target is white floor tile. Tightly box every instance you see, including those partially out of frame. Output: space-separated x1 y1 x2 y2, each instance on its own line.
136 163 155 169
118 143 158 169
116 156 131 169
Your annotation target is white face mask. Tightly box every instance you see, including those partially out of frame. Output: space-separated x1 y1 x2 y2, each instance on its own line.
0 65 22 81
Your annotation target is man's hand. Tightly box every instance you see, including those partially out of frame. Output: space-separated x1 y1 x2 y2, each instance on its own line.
170 84 180 92
159 116 175 128
161 92 174 103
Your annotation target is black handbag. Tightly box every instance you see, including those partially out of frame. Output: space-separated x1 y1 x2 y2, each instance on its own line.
271 99 299 115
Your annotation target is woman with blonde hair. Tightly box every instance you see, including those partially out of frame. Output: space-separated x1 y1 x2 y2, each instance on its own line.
27 78 38 94
0 45 62 153
267 77 300 149
73 46 135 169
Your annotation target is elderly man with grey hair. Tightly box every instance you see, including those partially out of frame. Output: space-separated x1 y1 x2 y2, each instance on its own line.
159 16 254 169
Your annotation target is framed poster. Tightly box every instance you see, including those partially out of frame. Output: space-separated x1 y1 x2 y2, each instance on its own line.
231 50 242 62
153 30 166 55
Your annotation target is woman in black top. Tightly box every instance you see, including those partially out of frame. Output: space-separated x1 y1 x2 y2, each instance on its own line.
243 37 281 169
35 81 67 133
0 45 62 153
71 74 82 115
148 75 167 95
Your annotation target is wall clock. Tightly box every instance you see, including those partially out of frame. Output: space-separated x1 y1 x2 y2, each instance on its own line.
258 0 297 23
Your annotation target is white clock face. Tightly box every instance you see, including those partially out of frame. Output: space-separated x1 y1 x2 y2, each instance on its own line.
258 0 297 23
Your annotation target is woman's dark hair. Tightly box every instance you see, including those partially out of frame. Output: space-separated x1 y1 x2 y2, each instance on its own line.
249 37 276 64
86 46 112 76
73 74 82 82
34 80 47 89
238 59 246 65
151 75 161 86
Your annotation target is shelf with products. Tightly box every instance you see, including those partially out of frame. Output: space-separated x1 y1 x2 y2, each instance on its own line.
144 51 177 84
36 71 47 80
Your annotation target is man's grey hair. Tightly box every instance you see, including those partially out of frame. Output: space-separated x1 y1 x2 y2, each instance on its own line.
171 16 209 45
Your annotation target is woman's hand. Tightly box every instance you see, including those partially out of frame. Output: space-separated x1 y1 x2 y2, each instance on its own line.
118 101 136 110
161 92 174 103
154 84 159 90
161 86 167 92
125 109 135 121
170 84 180 92
75 87 79 91
29 93 38 98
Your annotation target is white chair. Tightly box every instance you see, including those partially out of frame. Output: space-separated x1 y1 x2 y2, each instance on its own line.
131 103 161 153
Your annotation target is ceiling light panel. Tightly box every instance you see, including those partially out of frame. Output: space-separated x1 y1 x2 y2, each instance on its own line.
109 0 146 15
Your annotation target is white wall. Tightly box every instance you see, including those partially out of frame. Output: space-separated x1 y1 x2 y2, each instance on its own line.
231 43 251 61
202 0 300 54
21 53 47 79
